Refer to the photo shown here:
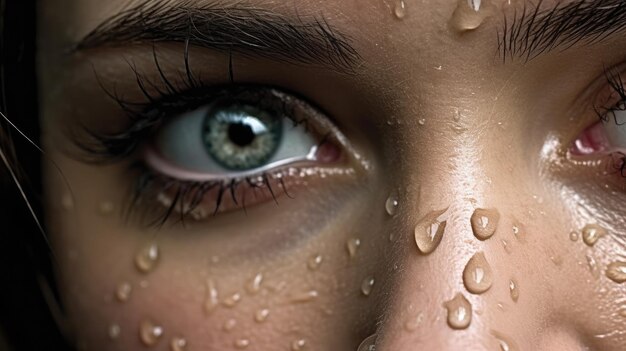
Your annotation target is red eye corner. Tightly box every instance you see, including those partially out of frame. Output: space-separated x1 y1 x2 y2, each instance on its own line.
570 122 610 156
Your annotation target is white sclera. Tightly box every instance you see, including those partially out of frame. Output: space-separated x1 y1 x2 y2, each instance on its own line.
155 105 317 174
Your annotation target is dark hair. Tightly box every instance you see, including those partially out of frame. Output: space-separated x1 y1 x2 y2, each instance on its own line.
0 0 70 349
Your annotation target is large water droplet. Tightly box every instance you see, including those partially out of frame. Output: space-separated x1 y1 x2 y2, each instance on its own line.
254 308 270 323
204 279 219 315
135 242 160 273
450 0 492 32
139 319 163 346
347 238 361 259
115 282 132 302
170 337 187 351
393 0 407 20
509 279 519 302
361 276 375 296
470 208 500 240
444 293 472 330
357 334 377 351
246 273 263 295
307 254 323 270
385 194 399 216
606 261 626 283
414 208 448 255
463 252 493 294
291 339 307 350
582 224 607 246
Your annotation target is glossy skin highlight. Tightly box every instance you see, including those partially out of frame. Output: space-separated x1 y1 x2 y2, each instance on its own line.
39 0 626 350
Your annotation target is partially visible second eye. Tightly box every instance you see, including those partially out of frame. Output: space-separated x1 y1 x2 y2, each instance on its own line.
571 105 626 156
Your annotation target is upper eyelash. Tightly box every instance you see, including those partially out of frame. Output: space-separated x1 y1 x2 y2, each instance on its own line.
80 47 315 162
77 50 330 225
595 68 626 125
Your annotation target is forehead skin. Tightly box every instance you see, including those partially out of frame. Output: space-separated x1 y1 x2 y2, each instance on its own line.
38 0 626 350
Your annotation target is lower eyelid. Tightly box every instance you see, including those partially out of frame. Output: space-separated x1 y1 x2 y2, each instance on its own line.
149 165 357 220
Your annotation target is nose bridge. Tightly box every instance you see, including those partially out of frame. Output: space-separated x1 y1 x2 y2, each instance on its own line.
375 135 513 350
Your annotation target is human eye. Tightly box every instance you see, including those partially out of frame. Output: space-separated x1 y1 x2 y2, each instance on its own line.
567 68 626 183
75 64 363 225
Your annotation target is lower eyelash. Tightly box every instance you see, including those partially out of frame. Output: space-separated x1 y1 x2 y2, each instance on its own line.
125 162 293 226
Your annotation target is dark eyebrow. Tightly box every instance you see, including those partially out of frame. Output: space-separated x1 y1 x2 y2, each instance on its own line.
498 0 626 62
74 0 361 72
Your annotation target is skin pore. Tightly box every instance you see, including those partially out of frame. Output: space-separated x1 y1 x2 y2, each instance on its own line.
38 0 626 350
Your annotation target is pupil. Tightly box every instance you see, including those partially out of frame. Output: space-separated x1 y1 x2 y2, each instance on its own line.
228 122 256 146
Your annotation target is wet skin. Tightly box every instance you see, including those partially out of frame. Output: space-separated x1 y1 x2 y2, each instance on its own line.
39 0 626 350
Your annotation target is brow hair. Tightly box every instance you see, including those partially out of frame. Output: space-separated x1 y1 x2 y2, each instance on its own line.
75 0 361 72
498 0 626 63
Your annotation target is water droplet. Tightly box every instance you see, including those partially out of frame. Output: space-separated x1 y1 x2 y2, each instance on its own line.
585 254 600 278
234 338 250 349
223 319 237 332
509 279 519 302
582 224 607 246
360 276 375 296
385 194 399 216
291 339 307 350
61 193 74 210
414 208 448 255
462 252 493 294
470 208 500 240
254 308 270 323
108 324 121 340
291 289 319 303
404 312 424 331
569 231 579 241
511 221 526 242
98 201 114 216
115 282 132 302
204 279 219 315
450 0 492 32
606 261 626 283
139 319 163 346
444 293 472 330
357 334 377 351
346 238 361 259
491 330 519 351
135 242 160 273
170 337 187 351
468 0 481 11
501 239 511 254
223 292 242 307
307 254 323 270
393 0 407 20
246 273 263 294
418 118 426 126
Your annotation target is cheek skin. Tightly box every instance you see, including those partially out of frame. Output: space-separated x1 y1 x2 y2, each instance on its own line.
46 152 388 351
